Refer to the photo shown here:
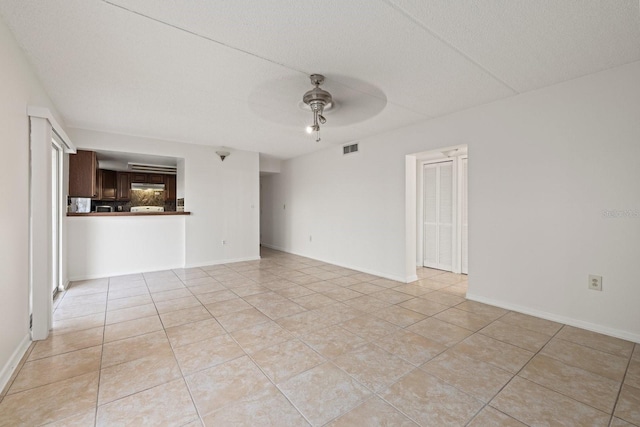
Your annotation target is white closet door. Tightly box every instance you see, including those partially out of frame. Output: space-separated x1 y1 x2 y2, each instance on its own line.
423 161 454 271
461 157 468 274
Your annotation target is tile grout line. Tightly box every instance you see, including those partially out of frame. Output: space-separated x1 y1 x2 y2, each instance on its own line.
154 270 204 425
313 287 463 426
177 265 319 425
161 274 205 427
165 264 460 422
223 264 421 425
461 325 563 426
372 366 439 426
229 271 375 425
349 297 536 426
225 332 314 426
396 297 510 425
93 276 111 427
607 347 635 426
17 253 631 426
432 305 516 426
493 324 629 423
96 272 190 421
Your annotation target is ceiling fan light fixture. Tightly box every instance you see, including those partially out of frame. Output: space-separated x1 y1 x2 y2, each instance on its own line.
302 74 332 142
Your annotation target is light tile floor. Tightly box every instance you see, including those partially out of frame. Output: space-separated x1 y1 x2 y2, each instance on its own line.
1 248 639 426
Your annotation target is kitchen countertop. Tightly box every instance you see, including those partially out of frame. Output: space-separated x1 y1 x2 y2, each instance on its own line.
67 211 191 216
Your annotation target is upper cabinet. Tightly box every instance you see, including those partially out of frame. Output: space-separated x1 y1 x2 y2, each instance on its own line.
70 153 176 203
148 174 164 184
130 173 147 183
101 170 117 200
92 166 102 200
116 172 130 201
69 150 98 198
164 175 176 201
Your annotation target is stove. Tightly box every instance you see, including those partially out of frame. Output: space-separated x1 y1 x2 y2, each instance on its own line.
130 206 164 213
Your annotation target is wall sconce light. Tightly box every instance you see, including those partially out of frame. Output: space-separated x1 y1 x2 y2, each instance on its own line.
216 150 231 161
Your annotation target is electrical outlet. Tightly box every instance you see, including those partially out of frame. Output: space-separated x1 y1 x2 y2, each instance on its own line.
588 274 602 291
309 235 312 242
222 240 226 245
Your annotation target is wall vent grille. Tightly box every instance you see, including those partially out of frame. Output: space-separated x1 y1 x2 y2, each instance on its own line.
343 143 359 155
128 163 177 174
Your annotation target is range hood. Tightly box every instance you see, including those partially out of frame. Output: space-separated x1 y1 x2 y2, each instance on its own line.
131 183 165 191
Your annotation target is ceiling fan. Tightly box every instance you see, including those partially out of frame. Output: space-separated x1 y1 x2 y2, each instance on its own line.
302 74 333 142
247 74 387 141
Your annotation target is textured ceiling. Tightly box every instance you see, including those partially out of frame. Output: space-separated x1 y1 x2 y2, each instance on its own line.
1 0 638 159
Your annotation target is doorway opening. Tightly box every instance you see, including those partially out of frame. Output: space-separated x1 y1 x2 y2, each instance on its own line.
405 145 468 281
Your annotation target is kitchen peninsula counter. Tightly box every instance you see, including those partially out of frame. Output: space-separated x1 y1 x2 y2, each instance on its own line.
67 211 191 216
67 211 188 279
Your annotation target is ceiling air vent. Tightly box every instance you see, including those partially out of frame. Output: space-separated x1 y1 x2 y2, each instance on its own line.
343 143 359 155
128 163 177 174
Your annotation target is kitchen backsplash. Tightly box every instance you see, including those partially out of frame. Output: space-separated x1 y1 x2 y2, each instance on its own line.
87 189 175 212
82 190 176 212
130 189 165 207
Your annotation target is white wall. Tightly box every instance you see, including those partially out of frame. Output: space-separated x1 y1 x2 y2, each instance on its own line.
262 143 410 281
259 154 282 174
67 216 186 279
0 16 66 389
66 129 260 278
262 61 640 341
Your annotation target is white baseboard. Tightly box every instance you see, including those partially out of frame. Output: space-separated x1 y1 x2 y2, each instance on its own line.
186 256 261 269
406 274 419 283
260 243 283 251
68 263 185 282
0 334 31 395
466 293 640 344
261 243 415 283
69 256 262 281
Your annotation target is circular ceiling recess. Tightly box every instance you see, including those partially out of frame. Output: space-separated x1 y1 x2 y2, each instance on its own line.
248 74 387 128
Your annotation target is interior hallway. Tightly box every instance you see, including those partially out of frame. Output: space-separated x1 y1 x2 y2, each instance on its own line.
0 248 638 426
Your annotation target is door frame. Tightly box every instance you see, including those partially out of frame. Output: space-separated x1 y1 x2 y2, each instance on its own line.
28 107 75 340
414 147 468 275
51 136 64 296
459 155 468 274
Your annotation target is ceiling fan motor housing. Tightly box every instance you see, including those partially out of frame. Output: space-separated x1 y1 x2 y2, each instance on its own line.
303 74 332 113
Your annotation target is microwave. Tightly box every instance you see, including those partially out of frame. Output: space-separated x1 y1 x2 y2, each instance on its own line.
96 206 114 213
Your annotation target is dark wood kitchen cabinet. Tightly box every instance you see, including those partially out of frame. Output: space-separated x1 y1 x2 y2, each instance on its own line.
164 174 176 201
131 173 147 183
100 170 117 200
116 172 130 200
148 174 164 184
68 150 98 197
92 166 102 200
131 173 164 184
